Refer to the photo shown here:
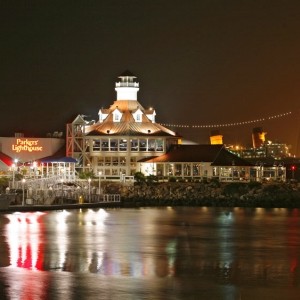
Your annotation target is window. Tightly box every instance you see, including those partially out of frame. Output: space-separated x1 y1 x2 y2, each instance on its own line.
112 157 118 166
184 164 191 176
119 140 127 151
130 157 136 168
113 110 122 122
156 139 163 151
104 169 111 175
104 157 111 166
175 164 182 176
110 139 118 151
148 139 155 151
120 157 126 165
139 139 147 151
193 164 200 176
156 164 163 176
131 139 138 151
167 163 174 176
97 157 104 166
101 139 109 151
93 140 100 151
112 169 119 175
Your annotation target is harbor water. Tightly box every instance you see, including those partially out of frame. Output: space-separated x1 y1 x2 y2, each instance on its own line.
0 207 300 299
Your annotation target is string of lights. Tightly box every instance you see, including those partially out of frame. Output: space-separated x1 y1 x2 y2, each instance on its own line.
159 111 292 129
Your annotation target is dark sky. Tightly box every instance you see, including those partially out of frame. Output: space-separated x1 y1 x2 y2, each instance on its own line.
1 0 300 154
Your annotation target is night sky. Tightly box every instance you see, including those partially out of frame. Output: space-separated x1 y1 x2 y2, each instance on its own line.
1 1 300 155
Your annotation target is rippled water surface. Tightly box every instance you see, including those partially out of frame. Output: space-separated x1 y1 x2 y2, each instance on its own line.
0 207 300 299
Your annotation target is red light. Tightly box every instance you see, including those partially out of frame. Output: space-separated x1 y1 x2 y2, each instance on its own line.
291 165 296 171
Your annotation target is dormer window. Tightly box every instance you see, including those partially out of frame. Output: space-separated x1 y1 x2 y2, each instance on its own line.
98 109 109 123
132 108 143 123
113 109 122 122
146 108 156 123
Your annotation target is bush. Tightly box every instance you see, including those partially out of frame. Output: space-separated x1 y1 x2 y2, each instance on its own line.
168 176 177 182
202 177 208 184
146 175 158 184
134 172 146 183
78 171 95 179
210 177 220 188
247 181 262 189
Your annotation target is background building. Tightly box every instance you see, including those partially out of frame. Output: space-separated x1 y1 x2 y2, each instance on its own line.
210 130 223 145
0 133 65 172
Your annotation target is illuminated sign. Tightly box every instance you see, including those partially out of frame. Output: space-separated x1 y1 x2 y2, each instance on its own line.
12 139 43 153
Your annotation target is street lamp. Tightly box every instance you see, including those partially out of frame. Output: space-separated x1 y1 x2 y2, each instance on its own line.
12 163 16 189
98 171 102 195
88 178 91 203
11 159 18 189
22 178 26 206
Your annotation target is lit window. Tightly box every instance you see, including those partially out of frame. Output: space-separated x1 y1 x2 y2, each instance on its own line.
114 114 119 122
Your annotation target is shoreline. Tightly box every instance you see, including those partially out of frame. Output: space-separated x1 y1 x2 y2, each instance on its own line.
2 197 300 213
2 181 300 212
120 180 300 208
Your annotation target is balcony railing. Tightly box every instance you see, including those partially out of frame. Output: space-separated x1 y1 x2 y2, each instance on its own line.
115 82 139 87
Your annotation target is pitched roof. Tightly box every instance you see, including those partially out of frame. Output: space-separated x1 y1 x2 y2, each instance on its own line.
109 100 145 111
140 144 253 166
87 121 178 137
86 100 179 138
119 70 136 77
37 146 76 163
211 148 254 166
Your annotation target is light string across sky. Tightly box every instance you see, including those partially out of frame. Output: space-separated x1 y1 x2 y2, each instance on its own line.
159 111 292 129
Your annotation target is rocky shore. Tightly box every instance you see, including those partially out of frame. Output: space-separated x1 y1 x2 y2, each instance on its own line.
103 180 300 208
3 180 300 211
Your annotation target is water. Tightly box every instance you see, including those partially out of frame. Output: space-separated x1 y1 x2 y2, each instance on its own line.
0 207 300 299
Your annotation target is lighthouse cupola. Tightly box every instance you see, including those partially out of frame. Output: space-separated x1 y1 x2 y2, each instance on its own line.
115 70 139 100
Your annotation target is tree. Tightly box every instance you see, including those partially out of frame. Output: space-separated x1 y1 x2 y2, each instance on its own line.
0 177 9 193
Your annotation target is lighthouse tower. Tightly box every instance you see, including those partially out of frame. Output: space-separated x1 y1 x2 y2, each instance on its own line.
115 70 139 100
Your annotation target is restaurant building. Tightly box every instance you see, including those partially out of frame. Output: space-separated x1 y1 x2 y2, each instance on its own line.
66 71 180 177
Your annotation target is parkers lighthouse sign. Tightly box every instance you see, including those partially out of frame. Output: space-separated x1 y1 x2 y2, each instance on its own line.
12 139 43 153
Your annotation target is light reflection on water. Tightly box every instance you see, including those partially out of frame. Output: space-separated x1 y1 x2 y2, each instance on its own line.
0 207 300 299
